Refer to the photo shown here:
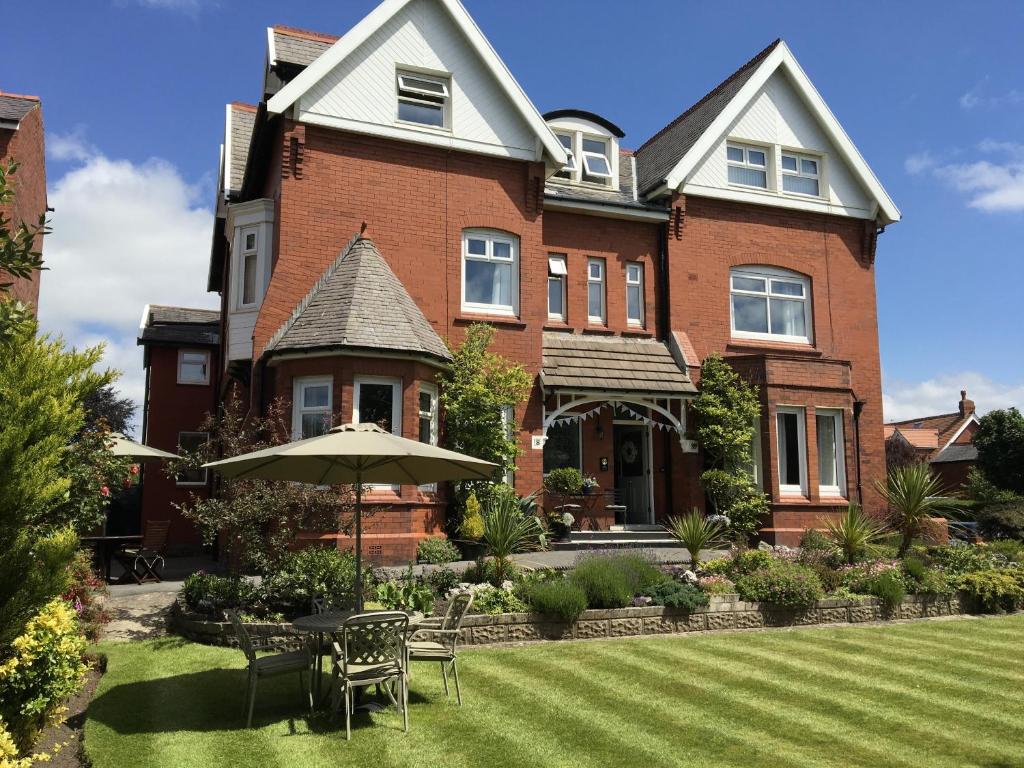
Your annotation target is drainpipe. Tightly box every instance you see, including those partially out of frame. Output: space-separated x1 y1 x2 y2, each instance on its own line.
853 399 865 506
657 220 675 515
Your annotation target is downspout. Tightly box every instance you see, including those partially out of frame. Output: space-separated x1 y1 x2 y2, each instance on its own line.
853 399 865 506
657 220 674 516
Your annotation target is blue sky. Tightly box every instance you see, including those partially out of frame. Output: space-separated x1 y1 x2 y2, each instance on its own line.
5 0 1023 429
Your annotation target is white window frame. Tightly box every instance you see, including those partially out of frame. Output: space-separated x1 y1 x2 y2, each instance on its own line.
726 142 770 189
177 349 210 386
816 408 847 497
418 383 439 491
396 70 450 130
238 225 260 309
176 431 209 486
500 405 515 486
355 376 403 489
729 266 812 345
781 151 822 198
548 255 567 321
581 136 613 184
626 262 644 326
291 376 333 440
554 132 576 179
587 257 606 324
776 406 808 497
747 417 764 490
460 229 519 317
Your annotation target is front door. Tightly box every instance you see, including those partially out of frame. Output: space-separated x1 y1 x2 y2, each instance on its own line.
613 424 651 525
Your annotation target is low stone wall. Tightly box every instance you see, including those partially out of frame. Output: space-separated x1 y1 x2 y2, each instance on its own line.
171 593 969 647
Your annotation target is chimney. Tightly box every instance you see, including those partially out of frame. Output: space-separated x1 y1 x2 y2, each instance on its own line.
959 389 976 417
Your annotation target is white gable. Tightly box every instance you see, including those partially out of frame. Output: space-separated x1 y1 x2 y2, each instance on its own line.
685 69 875 219
270 0 564 166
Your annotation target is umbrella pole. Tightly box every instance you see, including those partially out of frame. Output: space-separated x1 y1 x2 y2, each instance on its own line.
354 475 363 612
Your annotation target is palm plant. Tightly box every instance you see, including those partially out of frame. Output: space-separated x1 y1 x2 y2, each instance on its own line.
481 493 546 584
876 463 958 556
664 509 728 570
822 504 887 565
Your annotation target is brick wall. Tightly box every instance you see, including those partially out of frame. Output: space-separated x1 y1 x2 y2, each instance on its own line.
0 102 46 307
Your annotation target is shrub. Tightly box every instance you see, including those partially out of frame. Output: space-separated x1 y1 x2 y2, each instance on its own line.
543 467 583 496
981 539 1024 564
959 569 1024 613
806 562 844 593
976 501 1024 541
376 567 435 614
865 570 906 611
822 505 887 565
0 600 88 754
461 583 528 615
876 463 958 556
426 567 460 597
646 581 709 611
523 579 588 623
697 575 736 595
698 557 732 576
181 573 261 616
570 558 633 609
262 547 357 615
481 492 545 584
416 537 460 565
664 509 728 569
927 545 994 576
729 548 774 577
733 561 824 609
842 560 902 593
798 528 840 565
62 550 110 642
458 492 484 541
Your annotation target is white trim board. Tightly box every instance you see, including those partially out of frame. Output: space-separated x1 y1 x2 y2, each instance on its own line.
266 0 566 169
656 41 900 225
939 413 980 453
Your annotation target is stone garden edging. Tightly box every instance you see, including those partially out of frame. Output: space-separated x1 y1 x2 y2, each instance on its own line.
170 593 970 647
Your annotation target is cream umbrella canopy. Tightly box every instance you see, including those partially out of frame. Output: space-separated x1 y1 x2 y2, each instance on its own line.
203 422 498 609
107 432 179 460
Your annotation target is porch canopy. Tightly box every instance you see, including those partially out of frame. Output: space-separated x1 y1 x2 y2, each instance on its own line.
540 333 698 449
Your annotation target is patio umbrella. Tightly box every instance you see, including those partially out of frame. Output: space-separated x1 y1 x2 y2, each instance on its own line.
107 432 179 461
203 422 497 609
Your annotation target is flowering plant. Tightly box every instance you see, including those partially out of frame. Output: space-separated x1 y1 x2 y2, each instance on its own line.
582 476 599 490
698 574 737 596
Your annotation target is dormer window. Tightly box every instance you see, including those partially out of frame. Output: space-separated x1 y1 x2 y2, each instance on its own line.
555 133 576 179
396 71 450 128
727 143 768 189
544 112 622 190
781 152 821 197
581 138 612 184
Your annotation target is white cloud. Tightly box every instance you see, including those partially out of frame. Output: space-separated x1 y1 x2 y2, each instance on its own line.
48 128 97 163
884 372 1024 422
36 137 217 436
132 0 207 13
959 79 1024 109
907 141 1024 212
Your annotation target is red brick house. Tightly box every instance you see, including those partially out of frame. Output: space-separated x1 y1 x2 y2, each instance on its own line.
0 90 46 307
145 0 901 560
886 391 980 492
137 305 220 553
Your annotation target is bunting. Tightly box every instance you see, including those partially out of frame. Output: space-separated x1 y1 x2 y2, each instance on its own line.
551 401 680 433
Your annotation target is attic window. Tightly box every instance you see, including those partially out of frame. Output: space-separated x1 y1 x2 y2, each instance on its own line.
555 133 576 179
781 152 821 197
581 137 612 184
727 143 768 189
396 71 450 128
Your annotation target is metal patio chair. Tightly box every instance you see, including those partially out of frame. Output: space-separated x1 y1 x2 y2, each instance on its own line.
114 520 170 584
226 610 312 728
330 611 409 740
407 592 473 704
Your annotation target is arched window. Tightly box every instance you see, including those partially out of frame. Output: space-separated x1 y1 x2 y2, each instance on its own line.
729 266 812 344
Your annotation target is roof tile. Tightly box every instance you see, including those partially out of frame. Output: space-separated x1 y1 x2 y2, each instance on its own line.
542 333 695 394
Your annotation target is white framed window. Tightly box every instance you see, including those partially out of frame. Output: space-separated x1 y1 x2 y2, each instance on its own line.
554 133 576 180
776 406 807 496
746 417 764 490
543 420 582 474
177 349 210 385
396 71 450 129
354 376 402 436
581 137 612 185
418 383 438 446
626 262 644 326
730 266 812 344
587 258 605 324
461 229 519 316
239 226 259 308
500 405 515 485
726 142 769 189
816 409 846 497
781 152 821 197
548 255 567 321
176 432 209 486
292 377 333 440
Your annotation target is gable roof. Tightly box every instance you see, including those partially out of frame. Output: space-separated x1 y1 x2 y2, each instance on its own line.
265 0 565 167
889 411 977 453
0 92 40 128
893 427 939 451
138 304 220 347
633 40 900 225
224 103 257 197
634 40 779 195
266 235 451 364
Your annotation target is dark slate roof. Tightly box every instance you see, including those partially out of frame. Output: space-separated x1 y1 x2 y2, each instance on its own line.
633 39 780 195
543 151 667 214
138 305 220 346
271 25 336 67
542 109 624 138
931 443 979 464
227 104 257 195
541 333 696 394
0 93 40 126
267 236 452 363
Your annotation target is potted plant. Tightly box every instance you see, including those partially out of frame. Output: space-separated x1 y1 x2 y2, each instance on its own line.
457 492 486 560
543 467 583 496
551 510 575 541
582 476 599 496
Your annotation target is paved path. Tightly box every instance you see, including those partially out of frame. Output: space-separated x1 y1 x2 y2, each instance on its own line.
103 591 177 641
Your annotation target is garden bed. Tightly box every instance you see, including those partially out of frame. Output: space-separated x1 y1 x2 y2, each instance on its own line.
170 592 970 647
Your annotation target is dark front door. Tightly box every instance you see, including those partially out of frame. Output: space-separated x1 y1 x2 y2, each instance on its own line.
613 424 651 525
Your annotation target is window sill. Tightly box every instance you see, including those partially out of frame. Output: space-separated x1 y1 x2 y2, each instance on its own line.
621 328 652 338
542 322 573 332
455 314 527 329
582 326 615 335
726 339 821 356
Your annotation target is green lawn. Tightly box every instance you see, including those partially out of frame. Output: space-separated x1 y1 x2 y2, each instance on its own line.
86 614 1024 768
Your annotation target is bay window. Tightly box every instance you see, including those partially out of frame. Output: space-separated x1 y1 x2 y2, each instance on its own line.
816 409 846 496
354 377 401 435
776 406 807 496
292 377 333 440
461 229 518 316
239 227 259 308
730 267 811 344
587 258 605 324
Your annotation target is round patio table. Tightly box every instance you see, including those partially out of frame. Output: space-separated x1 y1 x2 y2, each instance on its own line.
292 610 425 707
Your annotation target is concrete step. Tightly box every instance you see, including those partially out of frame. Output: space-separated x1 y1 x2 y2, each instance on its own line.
552 531 680 551
571 529 670 542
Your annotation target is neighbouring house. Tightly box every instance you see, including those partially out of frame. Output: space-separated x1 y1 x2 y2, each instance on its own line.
142 0 901 561
0 90 46 308
885 390 980 492
137 305 220 553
